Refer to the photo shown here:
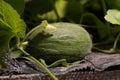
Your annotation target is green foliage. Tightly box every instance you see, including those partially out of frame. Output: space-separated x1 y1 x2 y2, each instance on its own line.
0 0 26 66
105 9 120 25
106 0 120 10
24 0 84 22
38 0 67 21
80 13 107 39
65 0 83 23
0 1 58 79
24 0 67 22
1 0 120 72
25 0 52 15
4 0 25 14
22 0 120 53
1 0 120 79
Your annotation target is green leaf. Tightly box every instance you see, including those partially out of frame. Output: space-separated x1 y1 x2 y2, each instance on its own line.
0 0 26 66
80 13 107 39
4 0 25 14
104 9 120 25
0 0 26 38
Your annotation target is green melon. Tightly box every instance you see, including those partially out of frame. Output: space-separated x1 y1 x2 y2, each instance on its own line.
26 22 92 63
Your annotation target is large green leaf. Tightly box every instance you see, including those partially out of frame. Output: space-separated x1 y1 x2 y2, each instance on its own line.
104 9 120 25
0 0 26 38
0 0 26 66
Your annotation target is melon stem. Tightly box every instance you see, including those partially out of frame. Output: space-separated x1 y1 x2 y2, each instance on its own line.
18 47 58 80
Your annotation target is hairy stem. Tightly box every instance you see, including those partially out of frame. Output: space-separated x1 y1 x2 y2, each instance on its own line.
18 47 58 80
113 32 120 50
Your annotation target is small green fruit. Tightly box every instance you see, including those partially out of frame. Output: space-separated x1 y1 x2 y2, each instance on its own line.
26 22 92 63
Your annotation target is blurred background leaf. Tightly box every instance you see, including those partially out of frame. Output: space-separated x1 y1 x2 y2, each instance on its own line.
106 0 120 10
4 0 25 14
80 13 107 40
105 9 120 25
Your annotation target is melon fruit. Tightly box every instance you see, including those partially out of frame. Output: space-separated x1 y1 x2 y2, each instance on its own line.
25 22 92 64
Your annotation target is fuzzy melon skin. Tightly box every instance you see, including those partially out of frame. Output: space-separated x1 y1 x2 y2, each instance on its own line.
26 22 92 63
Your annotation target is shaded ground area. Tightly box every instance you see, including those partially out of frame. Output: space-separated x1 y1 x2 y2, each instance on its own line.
0 52 120 80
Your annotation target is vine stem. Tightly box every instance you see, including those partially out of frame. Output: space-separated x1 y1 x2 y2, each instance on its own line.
93 32 120 54
18 20 58 79
113 32 120 50
18 47 58 80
